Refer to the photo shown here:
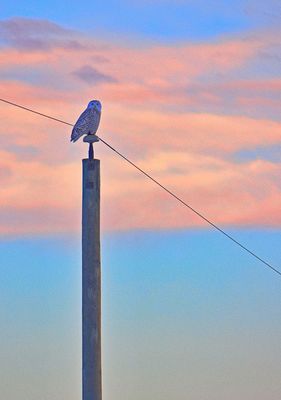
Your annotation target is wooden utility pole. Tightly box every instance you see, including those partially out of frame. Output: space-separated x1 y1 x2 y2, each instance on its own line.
82 136 102 400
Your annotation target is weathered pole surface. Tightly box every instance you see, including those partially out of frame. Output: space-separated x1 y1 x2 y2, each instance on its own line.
82 155 102 400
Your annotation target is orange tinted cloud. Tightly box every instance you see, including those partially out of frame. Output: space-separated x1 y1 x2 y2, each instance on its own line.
101 153 281 230
1 141 281 234
1 18 281 234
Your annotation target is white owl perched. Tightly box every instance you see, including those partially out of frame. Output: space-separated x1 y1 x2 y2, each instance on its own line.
71 100 102 143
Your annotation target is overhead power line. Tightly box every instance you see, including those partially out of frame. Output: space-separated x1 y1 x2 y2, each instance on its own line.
1 97 280 277
0 98 73 127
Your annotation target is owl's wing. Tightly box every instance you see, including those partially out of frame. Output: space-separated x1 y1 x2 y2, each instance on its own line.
71 109 90 142
92 110 101 134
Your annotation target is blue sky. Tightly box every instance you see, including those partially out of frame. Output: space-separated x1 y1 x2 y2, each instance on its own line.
1 0 274 42
1 230 281 399
1 1 281 399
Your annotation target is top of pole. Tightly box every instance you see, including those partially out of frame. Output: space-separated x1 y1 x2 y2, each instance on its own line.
83 135 100 160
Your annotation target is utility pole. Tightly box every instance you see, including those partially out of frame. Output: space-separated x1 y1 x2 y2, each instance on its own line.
82 135 102 400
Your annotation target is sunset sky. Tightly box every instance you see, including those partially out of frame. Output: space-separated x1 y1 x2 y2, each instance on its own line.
1 1 281 399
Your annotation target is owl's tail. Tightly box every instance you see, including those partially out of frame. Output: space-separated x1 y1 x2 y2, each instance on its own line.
70 127 84 143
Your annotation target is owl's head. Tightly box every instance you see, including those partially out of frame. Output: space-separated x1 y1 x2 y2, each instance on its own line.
87 100 102 112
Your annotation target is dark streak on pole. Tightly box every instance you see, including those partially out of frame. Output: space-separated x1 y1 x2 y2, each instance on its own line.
89 143 94 160
82 156 102 400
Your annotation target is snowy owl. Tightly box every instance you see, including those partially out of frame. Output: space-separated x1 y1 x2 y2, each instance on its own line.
71 100 102 143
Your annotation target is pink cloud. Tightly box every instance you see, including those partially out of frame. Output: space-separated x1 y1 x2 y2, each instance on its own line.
1 83 281 234
0 20 279 120
101 156 281 230
101 107 281 157
1 18 281 234
0 23 269 102
1 141 281 234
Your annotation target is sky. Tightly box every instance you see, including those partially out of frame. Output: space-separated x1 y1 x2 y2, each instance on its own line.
0 1 281 399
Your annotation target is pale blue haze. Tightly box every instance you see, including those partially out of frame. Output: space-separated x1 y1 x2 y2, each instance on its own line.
1 230 280 399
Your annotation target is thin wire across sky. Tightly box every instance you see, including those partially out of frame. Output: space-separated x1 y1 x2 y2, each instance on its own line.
1 97 280 277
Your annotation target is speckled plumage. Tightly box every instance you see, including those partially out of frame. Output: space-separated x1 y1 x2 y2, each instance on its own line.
71 100 101 143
